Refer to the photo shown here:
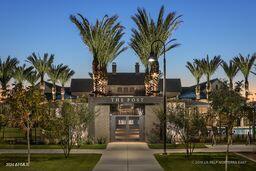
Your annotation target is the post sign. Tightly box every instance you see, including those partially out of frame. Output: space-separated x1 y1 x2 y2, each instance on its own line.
89 96 163 104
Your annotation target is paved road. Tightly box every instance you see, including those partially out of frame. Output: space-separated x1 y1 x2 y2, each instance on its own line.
93 142 163 171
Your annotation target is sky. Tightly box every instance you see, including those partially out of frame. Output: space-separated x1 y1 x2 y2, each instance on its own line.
0 0 256 90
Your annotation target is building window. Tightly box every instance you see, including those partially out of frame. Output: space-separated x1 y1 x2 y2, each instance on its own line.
124 87 128 93
117 87 122 92
130 87 135 92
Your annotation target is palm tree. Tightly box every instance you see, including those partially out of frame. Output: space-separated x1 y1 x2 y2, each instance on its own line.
47 64 67 101
13 64 33 87
186 61 203 100
221 60 239 90
195 55 222 100
130 6 182 96
26 71 39 87
27 53 54 95
234 54 256 100
70 14 127 96
59 68 75 101
0 56 19 90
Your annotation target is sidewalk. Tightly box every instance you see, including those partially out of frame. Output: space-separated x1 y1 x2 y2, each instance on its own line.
93 142 163 171
152 144 256 154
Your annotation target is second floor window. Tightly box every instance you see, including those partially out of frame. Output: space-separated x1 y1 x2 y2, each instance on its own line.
124 87 128 93
117 87 122 92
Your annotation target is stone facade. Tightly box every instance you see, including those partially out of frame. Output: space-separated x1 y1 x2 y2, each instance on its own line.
94 105 110 142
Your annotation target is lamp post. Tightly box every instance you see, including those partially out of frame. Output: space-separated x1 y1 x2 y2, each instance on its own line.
148 39 167 155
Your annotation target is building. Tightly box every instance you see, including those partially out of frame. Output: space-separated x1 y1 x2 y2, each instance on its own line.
70 62 182 142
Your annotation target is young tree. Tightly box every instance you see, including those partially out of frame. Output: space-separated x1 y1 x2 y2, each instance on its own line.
5 86 46 166
168 103 207 158
42 101 95 158
210 85 245 171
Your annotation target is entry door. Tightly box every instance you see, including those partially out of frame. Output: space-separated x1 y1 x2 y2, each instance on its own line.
111 115 144 141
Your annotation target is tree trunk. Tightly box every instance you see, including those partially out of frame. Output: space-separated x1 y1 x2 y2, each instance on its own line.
52 86 56 101
40 76 45 95
206 76 211 100
27 120 31 166
245 78 249 101
195 83 200 100
145 67 151 96
150 61 159 96
61 87 65 101
229 78 233 91
92 58 99 96
225 128 231 171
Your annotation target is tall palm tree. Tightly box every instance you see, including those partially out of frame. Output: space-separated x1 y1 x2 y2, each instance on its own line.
130 6 182 96
27 53 54 95
234 54 256 100
13 64 33 87
221 60 239 90
47 64 67 101
59 68 75 101
186 61 203 100
26 71 39 87
195 55 222 100
0 56 19 90
70 14 127 96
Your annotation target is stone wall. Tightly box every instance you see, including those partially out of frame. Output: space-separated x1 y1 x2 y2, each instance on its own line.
145 105 160 142
94 105 110 142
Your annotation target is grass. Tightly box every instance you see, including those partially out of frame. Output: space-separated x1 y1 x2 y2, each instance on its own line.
155 152 256 171
0 153 101 171
0 144 107 149
148 143 207 149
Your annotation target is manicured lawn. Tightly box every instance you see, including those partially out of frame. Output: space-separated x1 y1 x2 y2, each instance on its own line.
148 143 206 149
155 153 256 171
0 144 106 149
0 153 101 171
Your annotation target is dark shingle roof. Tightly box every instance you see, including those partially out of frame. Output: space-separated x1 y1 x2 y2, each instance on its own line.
107 73 145 85
70 79 93 92
70 74 182 93
159 79 181 92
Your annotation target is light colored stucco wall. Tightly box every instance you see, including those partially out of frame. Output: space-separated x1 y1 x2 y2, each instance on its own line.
94 105 110 142
145 105 160 142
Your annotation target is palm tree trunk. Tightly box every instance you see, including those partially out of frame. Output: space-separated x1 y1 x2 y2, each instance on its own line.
229 78 233 91
61 86 65 101
145 67 151 96
40 76 45 95
52 86 56 101
92 58 99 96
150 61 159 96
206 76 211 100
245 78 249 100
196 80 200 100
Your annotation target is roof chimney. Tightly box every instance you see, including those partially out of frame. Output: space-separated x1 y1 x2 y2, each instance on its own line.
112 62 117 75
135 62 140 74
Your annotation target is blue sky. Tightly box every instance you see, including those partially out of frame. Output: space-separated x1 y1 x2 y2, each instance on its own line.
0 0 256 88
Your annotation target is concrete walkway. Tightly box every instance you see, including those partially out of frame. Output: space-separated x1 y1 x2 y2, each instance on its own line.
93 142 163 171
